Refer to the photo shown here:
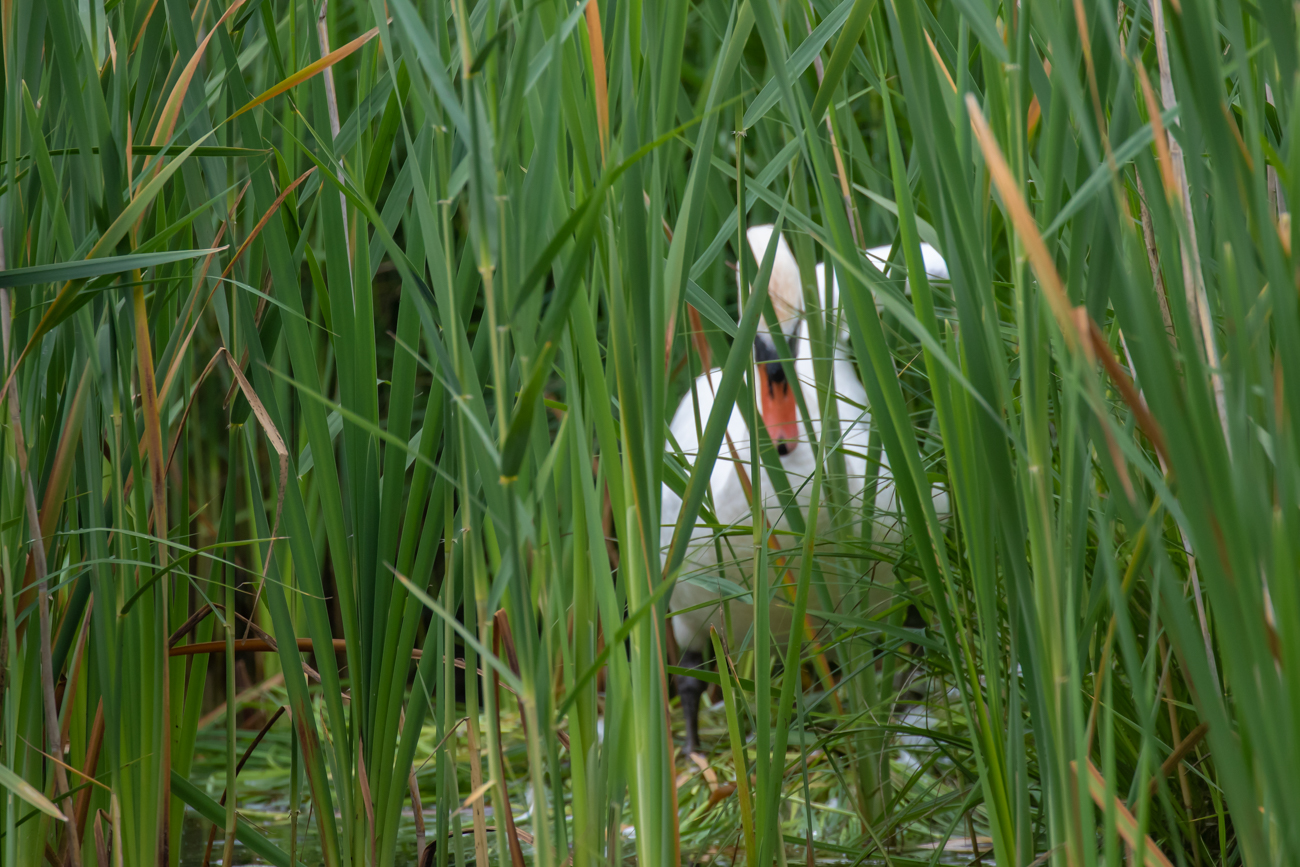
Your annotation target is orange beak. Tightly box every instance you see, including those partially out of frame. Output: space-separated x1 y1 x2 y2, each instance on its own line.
758 364 799 455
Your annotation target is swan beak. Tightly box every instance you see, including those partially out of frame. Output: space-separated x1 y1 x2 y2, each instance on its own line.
758 364 800 455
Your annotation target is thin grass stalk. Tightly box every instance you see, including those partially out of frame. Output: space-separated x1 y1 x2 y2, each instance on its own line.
763 396 827 864
220 429 240 867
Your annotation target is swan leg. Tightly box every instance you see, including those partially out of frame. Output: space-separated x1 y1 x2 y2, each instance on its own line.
675 647 709 755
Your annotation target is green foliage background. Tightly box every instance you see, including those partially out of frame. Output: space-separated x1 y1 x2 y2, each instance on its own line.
0 0 1291 864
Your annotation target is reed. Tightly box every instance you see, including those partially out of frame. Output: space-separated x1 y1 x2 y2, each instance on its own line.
0 0 1289 864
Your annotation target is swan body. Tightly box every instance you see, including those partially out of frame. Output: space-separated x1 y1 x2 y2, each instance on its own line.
661 227 950 753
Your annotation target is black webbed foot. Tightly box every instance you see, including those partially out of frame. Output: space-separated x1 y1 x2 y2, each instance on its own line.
675 648 709 755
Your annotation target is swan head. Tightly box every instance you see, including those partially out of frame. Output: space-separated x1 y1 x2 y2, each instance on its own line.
744 225 803 455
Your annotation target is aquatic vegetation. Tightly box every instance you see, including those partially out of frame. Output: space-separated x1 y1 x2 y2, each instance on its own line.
0 0 1291 864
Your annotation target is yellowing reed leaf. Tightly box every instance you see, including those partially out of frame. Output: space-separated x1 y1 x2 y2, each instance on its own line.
585 0 609 162
146 0 248 171
1074 760 1175 867
1136 62 1179 205
229 25 381 122
966 93 1078 350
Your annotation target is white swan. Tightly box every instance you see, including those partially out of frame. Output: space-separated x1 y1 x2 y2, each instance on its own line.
661 225 950 754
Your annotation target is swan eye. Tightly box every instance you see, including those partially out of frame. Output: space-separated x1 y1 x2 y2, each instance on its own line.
753 334 798 388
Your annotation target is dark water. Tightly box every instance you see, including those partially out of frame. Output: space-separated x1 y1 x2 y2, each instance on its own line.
178 809 422 866
179 810 321 867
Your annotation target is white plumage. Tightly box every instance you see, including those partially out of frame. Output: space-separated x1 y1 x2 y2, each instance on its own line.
660 226 950 752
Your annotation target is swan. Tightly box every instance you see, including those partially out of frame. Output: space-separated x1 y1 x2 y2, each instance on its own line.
661 225 950 755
